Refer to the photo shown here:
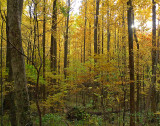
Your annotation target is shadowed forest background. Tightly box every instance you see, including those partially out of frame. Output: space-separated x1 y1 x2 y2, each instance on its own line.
0 0 160 126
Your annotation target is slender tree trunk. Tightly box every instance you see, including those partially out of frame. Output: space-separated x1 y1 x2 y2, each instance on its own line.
89 22 91 57
42 0 46 115
51 0 57 82
29 2 32 64
0 20 3 126
107 1 110 53
32 2 37 65
83 1 87 106
98 23 100 54
151 0 157 115
83 0 87 63
7 0 32 125
64 0 70 78
6 4 12 82
158 18 160 63
133 13 140 123
122 4 126 126
93 0 100 110
94 0 99 55
127 0 135 126
101 2 104 54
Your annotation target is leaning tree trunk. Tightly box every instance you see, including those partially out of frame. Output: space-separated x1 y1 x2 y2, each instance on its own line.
7 0 31 125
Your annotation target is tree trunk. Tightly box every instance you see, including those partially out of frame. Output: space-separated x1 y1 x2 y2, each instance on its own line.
0 19 4 126
32 2 38 65
7 0 32 125
151 0 157 114
122 4 126 126
94 0 99 55
133 12 140 123
64 0 70 78
158 17 160 63
83 0 87 63
6 5 12 82
127 0 135 126
5 4 17 125
83 1 87 106
107 1 110 53
42 0 46 115
101 2 104 54
93 0 100 110
51 0 57 82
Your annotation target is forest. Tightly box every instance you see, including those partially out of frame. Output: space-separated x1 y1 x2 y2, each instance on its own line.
0 0 160 126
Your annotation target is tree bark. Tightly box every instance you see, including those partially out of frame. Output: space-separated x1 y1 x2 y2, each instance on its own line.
94 0 100 55
151 0 157 114
64 0 70 78
42 0 46 115
6 4 12 82
107 1 110 53
51 0 57 82
83 0 87 63
158 17 160 63
122 4 126 126
6 2 17 125
127 0 135 126
133 12 140 123
7 0 32 125
101 2 104 54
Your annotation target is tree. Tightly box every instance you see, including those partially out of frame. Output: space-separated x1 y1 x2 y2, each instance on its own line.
127 0 135 126
83 0 87 63
107 0 110 53
133 12 140 123
5 1 17 125
51 0 57 82
42 0 46 115
151 0 157 114
64 0 70 78
94 0 100 56
7 0 32 125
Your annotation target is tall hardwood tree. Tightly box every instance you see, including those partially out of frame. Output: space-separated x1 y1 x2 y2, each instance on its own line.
133 13 140 123
94 0 100 55
127 0 135 126
42 0 46 115
158 17 160 62
64 0 70 78
7 0 32 125
122 4 127 126
101 1 104 54
151 0 157 114
5 1 17 125
51 0 57 82
83 0 87 63
107 0 110 53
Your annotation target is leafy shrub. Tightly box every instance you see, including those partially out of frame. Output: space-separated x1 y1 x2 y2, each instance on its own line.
66 107 88 121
